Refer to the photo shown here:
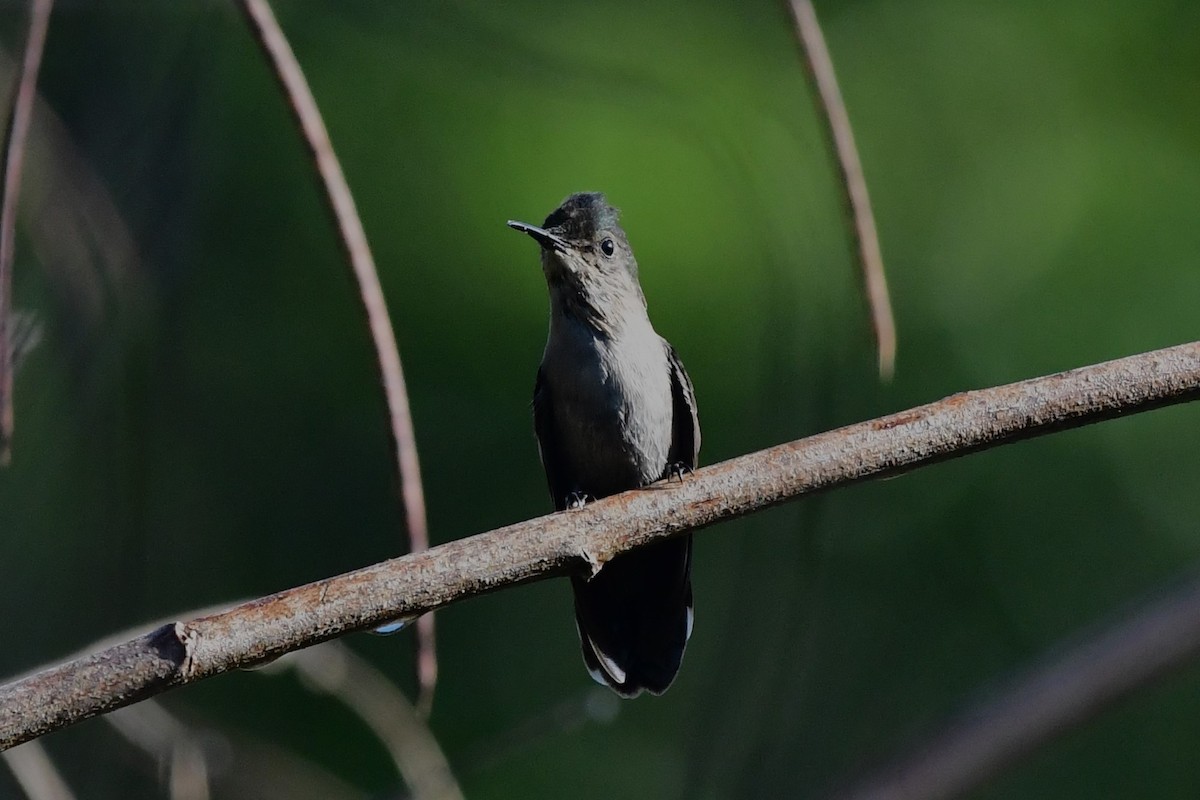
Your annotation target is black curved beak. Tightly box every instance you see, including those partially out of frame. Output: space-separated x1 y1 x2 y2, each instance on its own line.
507 220 569 253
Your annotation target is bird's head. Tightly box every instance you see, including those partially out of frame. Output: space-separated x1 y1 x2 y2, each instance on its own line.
508 192 647 327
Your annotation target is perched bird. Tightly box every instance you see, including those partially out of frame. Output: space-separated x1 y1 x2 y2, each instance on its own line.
508 193 700 697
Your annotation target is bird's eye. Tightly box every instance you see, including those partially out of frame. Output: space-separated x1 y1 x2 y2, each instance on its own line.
600 238 615 257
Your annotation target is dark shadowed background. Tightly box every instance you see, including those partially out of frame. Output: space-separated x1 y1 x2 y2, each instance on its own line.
1 1 1199 797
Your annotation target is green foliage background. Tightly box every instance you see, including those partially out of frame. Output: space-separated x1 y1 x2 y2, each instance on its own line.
1 1 1198 797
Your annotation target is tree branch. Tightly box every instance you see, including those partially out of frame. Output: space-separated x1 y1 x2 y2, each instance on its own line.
1 341 1197 751
785 0 897 380
237 0 436 713
0 0 53 465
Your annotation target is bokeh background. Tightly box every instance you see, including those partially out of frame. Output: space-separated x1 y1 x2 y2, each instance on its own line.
1 1 1199 797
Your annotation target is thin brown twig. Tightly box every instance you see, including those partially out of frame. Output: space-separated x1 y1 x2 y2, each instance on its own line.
237 0 437 713
0 340 1197 751
0 0 53 465
786 0 897 380
829 571 1200 800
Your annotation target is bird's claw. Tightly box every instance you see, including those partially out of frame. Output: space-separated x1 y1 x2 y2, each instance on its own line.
566 491 592 510
665 462 693 483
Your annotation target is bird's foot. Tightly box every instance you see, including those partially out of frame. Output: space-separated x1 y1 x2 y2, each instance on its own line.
565 491 593 510
665 462 693 483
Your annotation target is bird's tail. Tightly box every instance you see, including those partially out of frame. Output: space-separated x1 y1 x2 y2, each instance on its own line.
571 535 693 697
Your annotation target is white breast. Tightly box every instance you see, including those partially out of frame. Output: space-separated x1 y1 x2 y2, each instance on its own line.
541 312 673 496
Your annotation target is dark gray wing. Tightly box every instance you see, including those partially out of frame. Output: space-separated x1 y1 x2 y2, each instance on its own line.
664 340 700 470
533 366 574 512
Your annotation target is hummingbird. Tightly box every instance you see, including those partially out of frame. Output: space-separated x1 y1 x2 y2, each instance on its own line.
508 192 700 697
